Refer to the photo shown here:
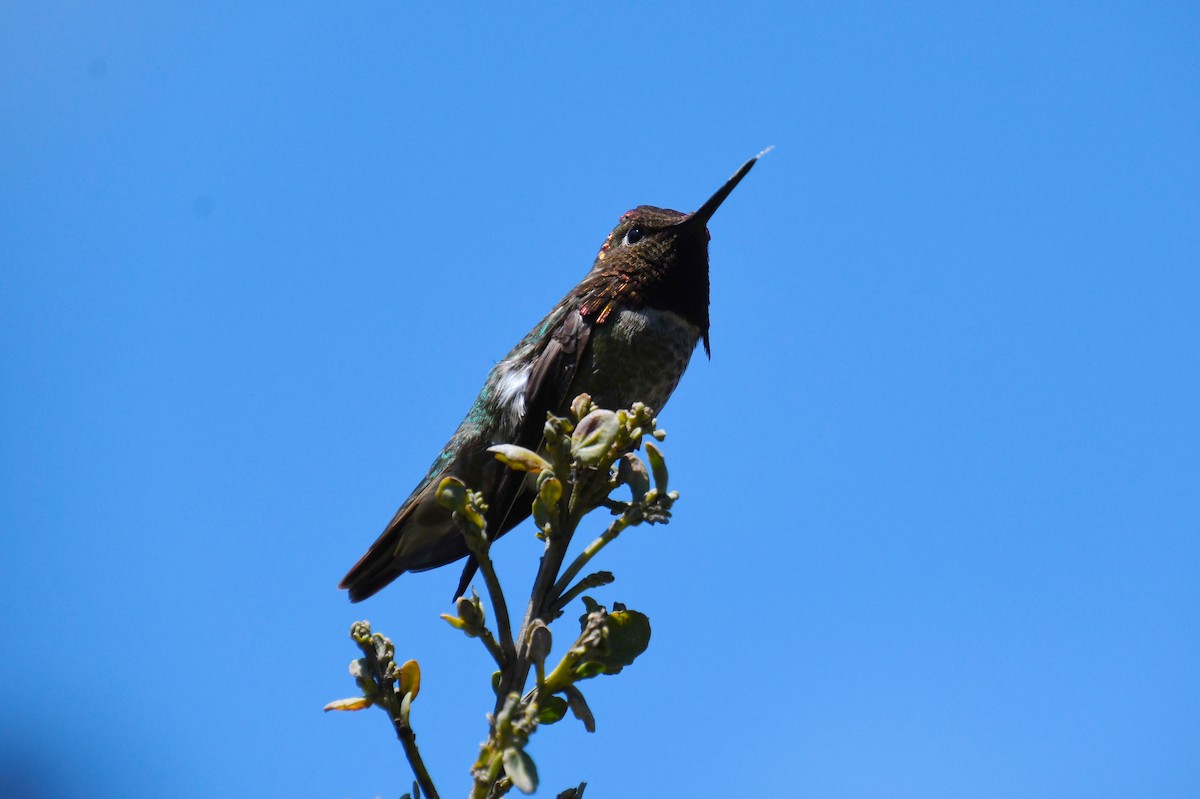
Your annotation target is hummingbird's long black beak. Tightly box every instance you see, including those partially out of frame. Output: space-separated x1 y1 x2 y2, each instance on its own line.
688 146 773 225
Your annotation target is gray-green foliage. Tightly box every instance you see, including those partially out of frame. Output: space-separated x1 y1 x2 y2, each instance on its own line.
327 395 678 798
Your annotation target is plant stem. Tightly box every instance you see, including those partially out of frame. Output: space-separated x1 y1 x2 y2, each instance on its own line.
550 574 607 618
477 628 506 669
392 720 440 799
493 534 572 715
549 517 628 608
474 545 516 667
469 748 504 799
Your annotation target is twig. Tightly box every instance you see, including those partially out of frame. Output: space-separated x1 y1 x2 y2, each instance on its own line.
477 627 507 669
548 517 630 610
549 570 614 618
347 625 442 799
494 534 572 715
473 544 517 667
393 719 440 799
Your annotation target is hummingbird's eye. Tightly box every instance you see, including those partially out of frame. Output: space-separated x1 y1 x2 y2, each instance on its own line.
622 226 645 246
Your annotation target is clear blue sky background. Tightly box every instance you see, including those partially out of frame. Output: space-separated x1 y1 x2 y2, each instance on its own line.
2 3 1197 797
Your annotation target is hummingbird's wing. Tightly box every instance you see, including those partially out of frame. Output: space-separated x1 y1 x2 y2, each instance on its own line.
340 307 594 603
450 307 594 599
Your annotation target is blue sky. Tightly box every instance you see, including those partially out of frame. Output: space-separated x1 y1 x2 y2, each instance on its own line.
2 3 1197 797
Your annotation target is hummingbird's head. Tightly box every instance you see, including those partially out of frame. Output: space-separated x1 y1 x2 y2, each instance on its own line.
582 149 770 355
594 205 693 269
592 149 768 272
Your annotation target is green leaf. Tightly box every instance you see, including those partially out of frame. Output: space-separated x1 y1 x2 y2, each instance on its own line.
439 612 467 631
644 441 669 492
434 476 468 511
488 444 552 474
399 690 412 722
537 695 569 725
563 685 595 733
573 661 606 680
569 393 595 421
532 496 552 537
399 659 421 700
617 453 650 499
570 409 620 466
322 696 372 712
600 608 652 672
537 472 563 507
503 746 539 794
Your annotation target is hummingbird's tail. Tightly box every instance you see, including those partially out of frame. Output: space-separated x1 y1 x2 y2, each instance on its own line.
339 468 532 602
339 482 472 602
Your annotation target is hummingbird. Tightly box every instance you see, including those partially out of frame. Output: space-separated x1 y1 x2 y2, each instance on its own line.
340 151 765 602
